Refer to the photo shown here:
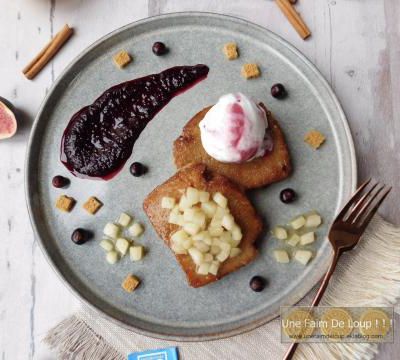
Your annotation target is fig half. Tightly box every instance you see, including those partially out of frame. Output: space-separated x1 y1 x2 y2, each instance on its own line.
0 97 17 140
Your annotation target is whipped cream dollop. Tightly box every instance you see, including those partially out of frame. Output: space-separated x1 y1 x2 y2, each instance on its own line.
199 93 272 163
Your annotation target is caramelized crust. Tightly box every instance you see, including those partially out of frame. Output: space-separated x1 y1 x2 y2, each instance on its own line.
173 105 292 189
143 164 263 287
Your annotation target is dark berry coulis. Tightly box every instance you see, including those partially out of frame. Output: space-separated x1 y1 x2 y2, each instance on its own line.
61 65 209 180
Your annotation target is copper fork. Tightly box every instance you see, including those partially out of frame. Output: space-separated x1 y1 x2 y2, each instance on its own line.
283 179 391 360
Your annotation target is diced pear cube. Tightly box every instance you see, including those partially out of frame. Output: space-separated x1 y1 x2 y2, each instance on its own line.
305 214 322 228
171 230 189 244
182 239 193 250
295 250 313 265
201 201 217 218
220 231 232 243
179 195 192 211
183 208 197 222
203 253 213 263
214 206 228 220
300 232 315 246
100 239 114 252
290 216 306 230
210 245 221 255
188 247 204 265
287 233 300 247
106 251 119 264
130 246 144 261
209 226 224 237
221 214 235 231
197 262 210 275
230 247 242 258
194 241 210 253
273 249 290 263
192 212 206 228
219 242 231 253
115 238 130 255
161 196 176 209
168 212 183 225
231 224 243 242
216 249 230 262
193 231 206 241
273 226 288 240
171 243 187 255
117 212 132 227
103 223 120 239
186 187 200 205
208 261 220 276
213 192 228 208
183 222 201 236
230 238 241 248
199 191 210 203
129 222 144 237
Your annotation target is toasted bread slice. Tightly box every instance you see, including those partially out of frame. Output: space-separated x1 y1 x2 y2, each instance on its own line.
143 163 263 288
173 105 291 189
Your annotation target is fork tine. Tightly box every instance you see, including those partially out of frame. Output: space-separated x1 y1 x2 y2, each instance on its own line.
334 178 372 221
357 187 392 230
347 183 383 223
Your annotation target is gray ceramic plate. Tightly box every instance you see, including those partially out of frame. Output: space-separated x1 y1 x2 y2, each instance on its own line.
25 13 356 340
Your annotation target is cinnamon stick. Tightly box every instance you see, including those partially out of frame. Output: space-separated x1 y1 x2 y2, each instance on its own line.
23 24 74 80
275 0 311 40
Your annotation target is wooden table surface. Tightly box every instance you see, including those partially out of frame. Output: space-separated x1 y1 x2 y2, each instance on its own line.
0 1 398 359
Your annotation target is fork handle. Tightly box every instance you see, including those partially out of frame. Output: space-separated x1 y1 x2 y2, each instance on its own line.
283 250 341 360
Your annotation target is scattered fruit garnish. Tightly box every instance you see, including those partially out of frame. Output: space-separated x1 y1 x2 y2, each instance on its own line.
294 250 313 265
300 232 315 246
271 211 322 265
163 187 243 276
130 162 147 177
130 246 144 261
249 276 266 292
115 238 130 255
117 212 132 227
100 239 114 252
271 83 287 99
129 222 144 237
287 233 300 247
290 215 306 230
273 226 288 240
273 249 290 263
106 251 119 264
71 228 89 245
152 42 168 56
103 222 120 239
305 213 322 228
280 188 296 203
52 175 70 188
0 98 17 140
122 274 141 293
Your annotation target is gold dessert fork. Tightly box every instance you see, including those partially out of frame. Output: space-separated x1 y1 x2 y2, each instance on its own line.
283 179 391 360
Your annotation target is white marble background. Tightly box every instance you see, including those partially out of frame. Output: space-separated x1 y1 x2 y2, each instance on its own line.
0 0 399 359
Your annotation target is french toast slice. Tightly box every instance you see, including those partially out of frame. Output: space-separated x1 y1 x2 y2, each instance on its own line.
173 105 291 189
143 163 263 288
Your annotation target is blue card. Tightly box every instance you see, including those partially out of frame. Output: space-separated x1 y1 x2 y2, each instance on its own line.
128 347 179 360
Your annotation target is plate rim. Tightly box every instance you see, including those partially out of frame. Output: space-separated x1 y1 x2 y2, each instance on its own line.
25 11 357 341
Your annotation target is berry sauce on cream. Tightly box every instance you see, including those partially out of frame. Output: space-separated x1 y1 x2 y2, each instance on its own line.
61 65 209 180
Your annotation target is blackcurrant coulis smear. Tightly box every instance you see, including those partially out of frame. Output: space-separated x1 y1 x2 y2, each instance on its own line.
61 64 209 180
